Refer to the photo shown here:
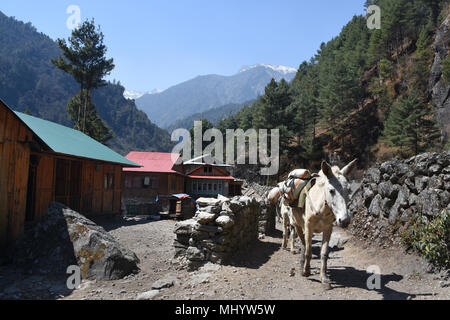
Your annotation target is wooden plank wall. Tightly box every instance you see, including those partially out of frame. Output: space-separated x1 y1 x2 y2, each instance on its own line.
82 162 122 216
34 155 54 221
33 158 123 221
0 106 32 249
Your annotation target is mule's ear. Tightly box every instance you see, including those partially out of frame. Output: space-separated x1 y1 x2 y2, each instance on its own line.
341 159 358 177
321 161 333 178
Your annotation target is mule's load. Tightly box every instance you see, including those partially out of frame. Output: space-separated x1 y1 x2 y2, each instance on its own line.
279 169 311 204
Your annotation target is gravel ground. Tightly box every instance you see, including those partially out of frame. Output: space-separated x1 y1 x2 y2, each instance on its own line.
1 218 448 300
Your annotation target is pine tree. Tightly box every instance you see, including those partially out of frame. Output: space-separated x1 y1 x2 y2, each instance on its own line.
382 92 439 156
67 91 113 144
409 26 434 97
51 19 115 144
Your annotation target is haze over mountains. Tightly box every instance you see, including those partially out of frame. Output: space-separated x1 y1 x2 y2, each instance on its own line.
133 64 297 128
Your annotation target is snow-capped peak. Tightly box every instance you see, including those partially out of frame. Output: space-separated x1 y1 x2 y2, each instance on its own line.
124 89 163 100
239 64 297 75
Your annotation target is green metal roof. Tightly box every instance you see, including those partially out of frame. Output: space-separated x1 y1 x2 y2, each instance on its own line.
14 111 140 167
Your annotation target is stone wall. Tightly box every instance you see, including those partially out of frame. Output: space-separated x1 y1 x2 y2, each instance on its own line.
258 202 276 237
349 152 450 246
242 181 276 236
173 196 261 269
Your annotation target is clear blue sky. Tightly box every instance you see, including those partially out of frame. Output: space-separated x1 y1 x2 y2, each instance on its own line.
1 0 366 92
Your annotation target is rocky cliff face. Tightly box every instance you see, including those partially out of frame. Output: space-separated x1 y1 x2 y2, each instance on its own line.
430 13 450 142
349 152 450 247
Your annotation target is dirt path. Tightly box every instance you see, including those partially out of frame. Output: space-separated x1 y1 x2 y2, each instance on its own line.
59 218 449 301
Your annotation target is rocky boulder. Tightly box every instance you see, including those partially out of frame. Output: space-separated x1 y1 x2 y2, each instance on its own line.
13 202 140 280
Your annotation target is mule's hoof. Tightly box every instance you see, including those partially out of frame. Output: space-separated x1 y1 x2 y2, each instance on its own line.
302 269 311 277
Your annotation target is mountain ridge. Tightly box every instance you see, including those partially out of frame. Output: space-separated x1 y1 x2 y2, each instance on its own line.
135 64 297 128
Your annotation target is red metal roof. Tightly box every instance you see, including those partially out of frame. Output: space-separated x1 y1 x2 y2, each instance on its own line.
123 152 182 174
187 175 236 181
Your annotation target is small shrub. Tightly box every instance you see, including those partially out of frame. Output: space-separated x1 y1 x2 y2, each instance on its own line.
401 209 450 269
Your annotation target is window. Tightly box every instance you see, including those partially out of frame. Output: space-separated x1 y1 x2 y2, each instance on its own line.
208 183 212 191
105 173 114 190
214 184 217 191
143 176 152 188
203 183 207 191
218 183 222 191
203 166 213 174
193 182 197 192
198 183 202 191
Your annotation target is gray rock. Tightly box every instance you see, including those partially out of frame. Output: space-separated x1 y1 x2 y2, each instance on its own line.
215 216 235 229
13 203 139 280
196 212 217 224
389 185 410 222
329 232 351 249
174 219 197 235
194 224 222 234
415 176 430 193
217 194 230 204
438 190 450 208
186 247 205 261
152 275 177 289
363 185 376 202
378 181 399 199
417 190 442 216
196 198 221 207
137 290 160 300
369 195 383 217
191 230 210 241
365 168 381 184
401 208 415 223
429 175 444 189
405 178 417 193
409 193 418 207
429 164 442 175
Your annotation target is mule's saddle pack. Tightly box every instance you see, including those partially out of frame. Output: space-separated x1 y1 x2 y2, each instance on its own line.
278 169 319 210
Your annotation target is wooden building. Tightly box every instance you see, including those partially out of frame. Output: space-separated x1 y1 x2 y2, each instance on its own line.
0 100 139 251
183 155 243 198
122 152 185 215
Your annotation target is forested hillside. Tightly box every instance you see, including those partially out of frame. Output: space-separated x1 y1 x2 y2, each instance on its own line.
217 0 450 174
0 11 173 154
